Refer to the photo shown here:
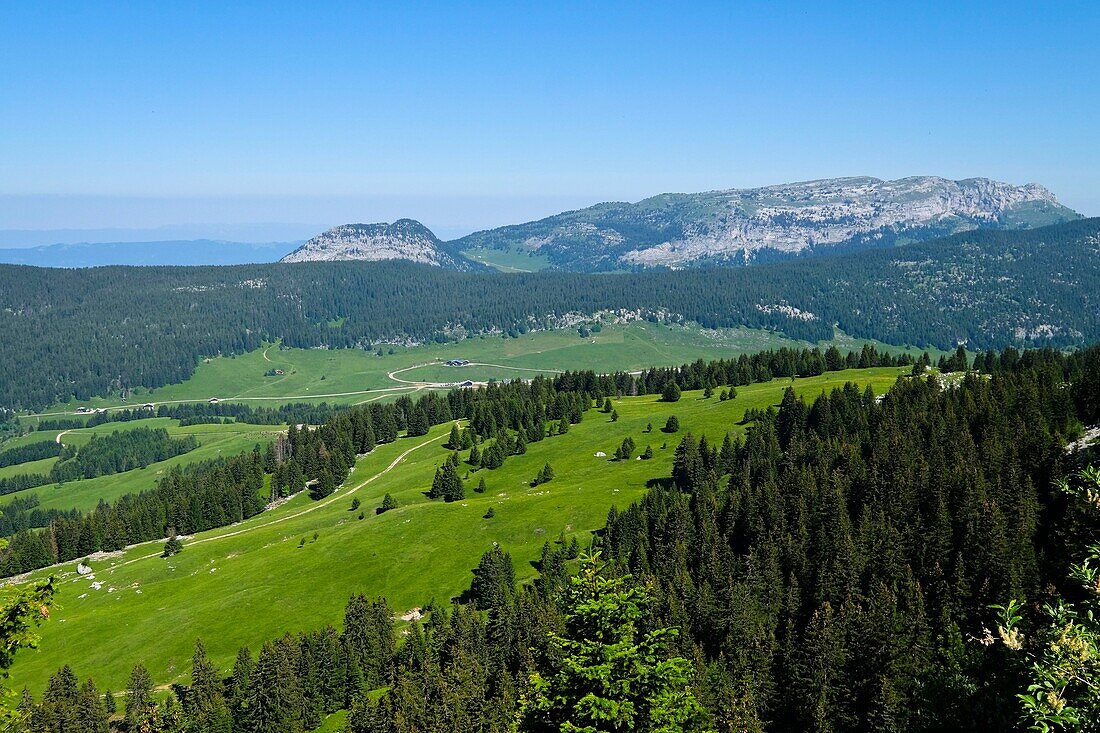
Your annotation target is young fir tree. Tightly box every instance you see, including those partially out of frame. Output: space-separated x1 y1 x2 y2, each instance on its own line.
475 477 487 494
341 595 395 690
444 465 465 502
227 647 253 731
469 546 515 611
247 639 303 733
406 407 430 437
519 552 708 732
378 494 398 514
717 432 735 475
186 639 233 733
459 427 474 449
663 415 680 433
287 461 306 495
661 380 682 402
447 423 462 449
480 443 505 470
616 437 636 461
361 417 376 453
124 663 157 731
77 679 108 733
310 469 336 500
468 443 481 466
163 533 183 557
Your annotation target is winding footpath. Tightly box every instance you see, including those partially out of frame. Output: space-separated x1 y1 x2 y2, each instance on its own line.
9 429 450 581
27 360 565 419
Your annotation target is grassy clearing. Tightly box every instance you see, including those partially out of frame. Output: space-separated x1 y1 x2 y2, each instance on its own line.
461 246 552 272
13 367 906 693
310 711 349 733
0 419 280 511
23 320 940 419
0 457 56 480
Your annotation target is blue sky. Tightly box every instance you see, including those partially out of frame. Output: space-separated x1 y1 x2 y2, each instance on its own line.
1 1 1097 238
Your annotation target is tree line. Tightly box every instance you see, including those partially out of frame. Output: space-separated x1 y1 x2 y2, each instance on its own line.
0 341 1051 575
0 440 61 469
10 343 1100 731
0 429 198 499
1 217 1097 409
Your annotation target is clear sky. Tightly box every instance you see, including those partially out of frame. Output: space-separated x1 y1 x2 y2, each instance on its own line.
1 1 1097 239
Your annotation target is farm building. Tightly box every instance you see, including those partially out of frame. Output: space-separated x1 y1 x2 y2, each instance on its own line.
445 359 470 367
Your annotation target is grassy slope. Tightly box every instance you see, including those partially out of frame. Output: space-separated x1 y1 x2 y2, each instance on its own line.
1 420 280 511
311 711 349 733
460 246 552 272
0 457 56 480
24 321 939 418
14 367 905 693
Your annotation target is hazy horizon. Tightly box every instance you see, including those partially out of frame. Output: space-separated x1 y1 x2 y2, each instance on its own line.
2 173 1095 248
3 3 1098 239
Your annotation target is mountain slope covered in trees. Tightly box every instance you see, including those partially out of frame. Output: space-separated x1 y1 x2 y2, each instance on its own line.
1 218 1097 410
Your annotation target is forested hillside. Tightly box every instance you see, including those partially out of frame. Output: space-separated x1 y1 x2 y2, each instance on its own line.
1 218 1097 410
11 344 1100 732
0 345 914 577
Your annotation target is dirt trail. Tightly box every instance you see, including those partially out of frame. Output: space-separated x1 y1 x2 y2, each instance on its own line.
27 360 564 418
26 385 421 418
9 429 449 582
387 361 564 386
108 430 449 569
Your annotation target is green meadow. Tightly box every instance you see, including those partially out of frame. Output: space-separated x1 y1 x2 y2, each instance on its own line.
1 420 280 511
13 367 906 693
460 246 553 272
22 320 939 418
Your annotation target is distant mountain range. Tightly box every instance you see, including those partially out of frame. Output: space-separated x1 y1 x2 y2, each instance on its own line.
6 177 1079 270
0 240 301 268
281 176 1080 271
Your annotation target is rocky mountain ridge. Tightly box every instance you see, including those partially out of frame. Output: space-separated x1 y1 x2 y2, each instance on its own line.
283 177 1080 271
281 219 477 270
452 176 1079 270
